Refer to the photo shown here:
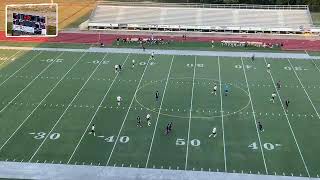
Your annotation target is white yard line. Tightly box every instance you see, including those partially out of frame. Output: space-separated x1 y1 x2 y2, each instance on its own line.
288 59 320 120
145 55 174 168
106 55 152 165
0 52 64 114
0 51 42 88
67 54 130 164
0 50 21 66
184 56 196 170
240 57 268 174
311 58 320 73
29 53 106 161
0 52 87 152
217 56 227 172
264 58 310 177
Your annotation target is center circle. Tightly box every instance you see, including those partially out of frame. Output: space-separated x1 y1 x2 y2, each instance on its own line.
135 77 250 119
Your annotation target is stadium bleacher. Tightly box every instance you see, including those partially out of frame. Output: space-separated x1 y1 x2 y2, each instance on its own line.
88 2 320 35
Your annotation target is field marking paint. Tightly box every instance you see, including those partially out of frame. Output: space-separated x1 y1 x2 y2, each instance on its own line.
106 55 152 165
185 56 196 170
67 54 130 164
145 55 174 168
218 56 227 172
311 58 320 74
288 59 320 121
241 57 268 174
0 50 21 66
0 52 64 114
0 52 87 151
264 58 310 177
29 53 106 161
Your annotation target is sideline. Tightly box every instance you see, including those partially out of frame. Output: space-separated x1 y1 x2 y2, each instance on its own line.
0 46 319 59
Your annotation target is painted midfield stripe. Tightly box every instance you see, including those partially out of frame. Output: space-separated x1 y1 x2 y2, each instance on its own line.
29 53 107 161
0 52 63 114
106 55 152 165
145 55 174 168
185 56 197 170
218 56 227 172
67 54 130 164
241 57 268 174
264 58 310 177
0 52 87 152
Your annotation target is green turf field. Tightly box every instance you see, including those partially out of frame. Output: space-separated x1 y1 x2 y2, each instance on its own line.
0 49 320 178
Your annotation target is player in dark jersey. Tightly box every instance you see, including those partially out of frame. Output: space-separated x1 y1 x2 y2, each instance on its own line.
251 54 255 62
155 91 159 101
276 81 281 90
137 116 142 127
285 98 290 111
258 121 264 132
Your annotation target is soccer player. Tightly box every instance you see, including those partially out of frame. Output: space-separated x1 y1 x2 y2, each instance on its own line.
132 59 135 69
212 84 217 95
89 124 95 136
146 114 151 126
267 63 271 72
137 116 142 127
114 64 119 73
224 84 230 96
165 122 173 135
151 52 155 60
155 91 159 101
285 98 290 111
276 81 281 90
251 54 255 62
117 96 122 106
209 127 217 138
270 92 276 103
258 122 264 132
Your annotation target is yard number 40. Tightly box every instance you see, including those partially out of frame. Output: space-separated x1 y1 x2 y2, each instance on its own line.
248 142 281 151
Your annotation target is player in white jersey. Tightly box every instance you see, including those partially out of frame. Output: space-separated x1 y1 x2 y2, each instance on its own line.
212 84 218 95
132 59 135 69
117 96 122 106
114 64 119 73
146 114 151 126
270 92 276 103
209 127 217 138
267 63 271 72
89 124 95 136
151 52 155 60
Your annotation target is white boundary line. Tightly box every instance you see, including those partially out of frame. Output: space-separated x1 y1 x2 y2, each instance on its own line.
67 54 130 164
145 55 174 168
0 52 64 114
184 56 196 170
218 56 227 172
287 59 320 120
264 58 310 177
0 52 87 152
0 51 42 88
0 50 21 66
29 53 107 161
241 57 268 174
106 55 152 165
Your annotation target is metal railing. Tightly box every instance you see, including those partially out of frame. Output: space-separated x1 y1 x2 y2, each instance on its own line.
97 1 308 10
